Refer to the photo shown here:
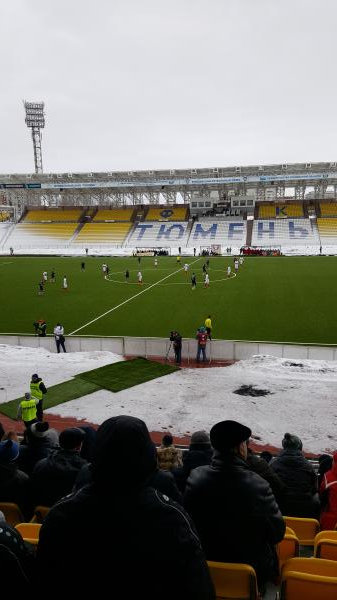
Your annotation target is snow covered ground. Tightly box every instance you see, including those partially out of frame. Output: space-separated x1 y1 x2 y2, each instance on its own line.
0 345 336 454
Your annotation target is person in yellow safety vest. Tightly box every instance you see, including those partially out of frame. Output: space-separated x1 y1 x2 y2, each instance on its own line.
205 315 212 340
30 373 47 421
17 392 39 428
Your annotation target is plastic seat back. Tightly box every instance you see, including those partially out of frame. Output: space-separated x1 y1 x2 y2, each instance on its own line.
0 502 24 527
314 531 337 560
207 561 258 600
280 558 337 599
277 532 300 571
284 516 320 545
15 523 41 545
30 505 50 524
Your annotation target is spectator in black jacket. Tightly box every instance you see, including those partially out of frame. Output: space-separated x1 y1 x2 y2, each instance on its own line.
36 416 215 599
174 430 213 492
0 439 32 519
184 420 285 589
246 443 286 506
270 432 320 518
18 421 59 475
31 427 86 507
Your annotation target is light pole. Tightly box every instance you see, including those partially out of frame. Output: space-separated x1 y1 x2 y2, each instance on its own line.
23 101 45 174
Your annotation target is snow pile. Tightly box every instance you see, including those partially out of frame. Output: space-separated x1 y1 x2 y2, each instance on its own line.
0 346 336 453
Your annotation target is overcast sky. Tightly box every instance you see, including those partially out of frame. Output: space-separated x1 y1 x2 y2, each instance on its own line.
1 0 336 174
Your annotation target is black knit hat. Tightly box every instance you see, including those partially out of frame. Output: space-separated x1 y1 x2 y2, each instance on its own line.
30 421 50 438
282 433 302 451
190 431 211 446
210 420 251 452
92 416 157 489
59 427 85 450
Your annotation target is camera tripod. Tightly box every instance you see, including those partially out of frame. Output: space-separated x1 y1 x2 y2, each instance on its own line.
165 340 173 362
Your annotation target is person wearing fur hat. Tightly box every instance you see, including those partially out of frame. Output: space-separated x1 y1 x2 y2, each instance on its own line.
0 439 32 519
184 420 285 590
173 431 213 492
31 427 87 507
270 432 319 518
320 452 337 530
36 416 215 599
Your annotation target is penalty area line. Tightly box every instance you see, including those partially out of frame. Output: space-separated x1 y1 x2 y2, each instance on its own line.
68 257 202 336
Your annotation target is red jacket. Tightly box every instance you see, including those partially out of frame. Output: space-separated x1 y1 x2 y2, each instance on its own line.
320 454 337 530
196 333 208 347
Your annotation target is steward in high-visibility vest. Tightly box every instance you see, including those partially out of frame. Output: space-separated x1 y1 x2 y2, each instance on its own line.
17 392 39 428
30 373 47 421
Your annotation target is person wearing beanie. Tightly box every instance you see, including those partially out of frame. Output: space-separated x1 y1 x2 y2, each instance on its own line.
31 427 87 507
157 433 183 471
0 439 32 520
320 452 337 530
36 416 215 599
270 432 319 518
18 421 59 476
184 420 285 590
173 431 213 493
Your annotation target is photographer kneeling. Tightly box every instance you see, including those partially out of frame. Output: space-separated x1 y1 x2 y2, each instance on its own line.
170 331 182 365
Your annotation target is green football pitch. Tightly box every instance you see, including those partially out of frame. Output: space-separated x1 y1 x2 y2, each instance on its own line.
0 255 336 344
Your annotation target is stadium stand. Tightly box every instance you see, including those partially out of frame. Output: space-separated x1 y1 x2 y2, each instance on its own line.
74 222 132 245
251 219 320 249
317 218 337 244
23 209 82 222
189 218 246 247
7 223 78 248
146 206 188 221
320 202 337 217
258 203 304 219
93 208 134 221
128 220 190 247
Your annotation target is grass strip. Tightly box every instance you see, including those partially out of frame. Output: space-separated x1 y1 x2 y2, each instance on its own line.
75 357 179 392
0 378 101 420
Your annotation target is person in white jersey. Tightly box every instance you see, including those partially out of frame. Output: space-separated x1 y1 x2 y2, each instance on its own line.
154 258 158 267
204 273 210 288
239 256 244 266
234 259 239 273
63 276 68 291
43 271 48 283
137 271 143 285
102 263 107 275
227 265 231 278
183 263 189 274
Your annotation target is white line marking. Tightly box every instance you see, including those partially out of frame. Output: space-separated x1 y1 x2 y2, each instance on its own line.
69 257 202 335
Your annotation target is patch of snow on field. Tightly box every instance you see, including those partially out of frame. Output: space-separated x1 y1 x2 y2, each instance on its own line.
0 347 337 453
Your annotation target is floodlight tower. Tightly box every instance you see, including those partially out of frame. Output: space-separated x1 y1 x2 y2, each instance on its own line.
23 101 45 174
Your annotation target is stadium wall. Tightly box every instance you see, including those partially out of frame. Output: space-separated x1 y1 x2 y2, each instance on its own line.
1 335 337 361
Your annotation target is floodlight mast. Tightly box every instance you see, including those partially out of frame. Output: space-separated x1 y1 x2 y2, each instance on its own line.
23 101 45 174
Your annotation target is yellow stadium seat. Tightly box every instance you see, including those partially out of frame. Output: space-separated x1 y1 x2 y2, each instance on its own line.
75 222 131 244
207 561 258 600
284 516 320 545
30 505 50 524
280 557 337 599
0 502 24 526
93 208 134 221
277 531 300 571
314 531 337 560
15 523 41 545
320 202 337 217
24 209 81 222
146 206 188 221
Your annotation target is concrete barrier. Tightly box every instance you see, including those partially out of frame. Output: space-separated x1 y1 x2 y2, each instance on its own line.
1 334 337 362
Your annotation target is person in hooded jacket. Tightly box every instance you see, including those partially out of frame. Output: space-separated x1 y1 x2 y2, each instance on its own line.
0 439 32 520
270 433 320 518
173 431 213 493
18 422 59 476
184 420 285 590
31 428 87 507
320 451 337 530
246 442 286 506
36 416 215 599
157 433 183 471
